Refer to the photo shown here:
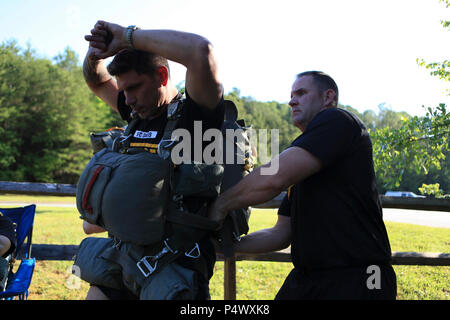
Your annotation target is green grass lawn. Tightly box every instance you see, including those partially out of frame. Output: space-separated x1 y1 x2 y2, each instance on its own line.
0 194 448 300
0 193 77 203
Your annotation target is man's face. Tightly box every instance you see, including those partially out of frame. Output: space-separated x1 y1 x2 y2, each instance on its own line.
289 76 328 131
116 70 163 119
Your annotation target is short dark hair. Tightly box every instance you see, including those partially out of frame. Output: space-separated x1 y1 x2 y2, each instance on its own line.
297 71 339 104
107 49 170 78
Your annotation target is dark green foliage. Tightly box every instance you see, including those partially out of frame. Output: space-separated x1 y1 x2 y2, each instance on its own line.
0 41 125 184
225 88 298 155
371 104 449 194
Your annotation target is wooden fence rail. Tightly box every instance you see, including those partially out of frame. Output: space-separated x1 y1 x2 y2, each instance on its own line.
17 244 450 300
2 180 450 300
20 244 450 266
0 181 77 196
1 180 450 211
17 244 450 266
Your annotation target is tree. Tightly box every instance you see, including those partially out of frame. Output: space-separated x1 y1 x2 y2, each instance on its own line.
370 0 449 193
0 41 124 184
372 103 449 191
224 89 298 164
417 0 449 93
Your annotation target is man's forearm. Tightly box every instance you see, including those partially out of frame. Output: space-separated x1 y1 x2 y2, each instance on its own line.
234 229 289 254
82 55 111 87
222 164 284 212
132 29 211 69
214 147 322 221
210 164 284 227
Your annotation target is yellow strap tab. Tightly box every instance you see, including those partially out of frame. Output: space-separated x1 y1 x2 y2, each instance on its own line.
130 142 159 148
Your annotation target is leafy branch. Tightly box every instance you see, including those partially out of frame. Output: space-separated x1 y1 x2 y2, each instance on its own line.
372 104 449 189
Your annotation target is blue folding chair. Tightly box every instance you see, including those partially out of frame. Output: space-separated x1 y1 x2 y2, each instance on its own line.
0 204 36 300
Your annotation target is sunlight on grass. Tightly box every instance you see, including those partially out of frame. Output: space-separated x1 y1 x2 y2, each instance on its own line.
0 193 76 204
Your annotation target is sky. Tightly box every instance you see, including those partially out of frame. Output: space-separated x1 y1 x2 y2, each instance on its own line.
0 0 449 116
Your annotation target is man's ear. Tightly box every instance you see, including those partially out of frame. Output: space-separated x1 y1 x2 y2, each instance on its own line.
157 66 169 86
324 89 337 107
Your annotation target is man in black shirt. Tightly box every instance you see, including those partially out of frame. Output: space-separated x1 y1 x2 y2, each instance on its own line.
82 21 224 299
209 71 396 299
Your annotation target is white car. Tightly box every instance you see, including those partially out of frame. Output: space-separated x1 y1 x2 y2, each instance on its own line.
385 191 426 198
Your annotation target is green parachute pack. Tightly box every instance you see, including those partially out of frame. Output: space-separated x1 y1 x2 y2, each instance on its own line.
74 98 253 298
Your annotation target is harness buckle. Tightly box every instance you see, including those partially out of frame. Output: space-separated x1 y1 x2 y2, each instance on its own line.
158 138 179 159
184 243 201 259
233 231 242 242
112 238 122 249
136 239 179 277
163 239 178 254
137 256 158 277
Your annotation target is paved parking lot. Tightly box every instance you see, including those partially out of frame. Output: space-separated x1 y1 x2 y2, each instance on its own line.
383 208 450 228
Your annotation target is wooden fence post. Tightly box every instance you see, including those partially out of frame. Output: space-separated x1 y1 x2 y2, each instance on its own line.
224 256 237 300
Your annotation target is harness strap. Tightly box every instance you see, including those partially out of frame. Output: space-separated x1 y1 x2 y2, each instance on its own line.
102 244 148 285
102 241 186 289
124 115 140 136
218 218 235 258
112 116 140 152
82 165 104 214
158 99 184 160
166 209 219 231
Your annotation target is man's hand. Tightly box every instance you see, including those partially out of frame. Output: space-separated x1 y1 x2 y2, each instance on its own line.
84 20 127 60
85 46 103 63
83 221 106 235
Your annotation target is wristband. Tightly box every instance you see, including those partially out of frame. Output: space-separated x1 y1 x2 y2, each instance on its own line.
126 25 139 49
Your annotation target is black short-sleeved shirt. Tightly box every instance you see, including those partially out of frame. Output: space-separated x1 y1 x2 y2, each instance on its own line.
117 91 224 153
278 108 392 269
117 90 225 281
